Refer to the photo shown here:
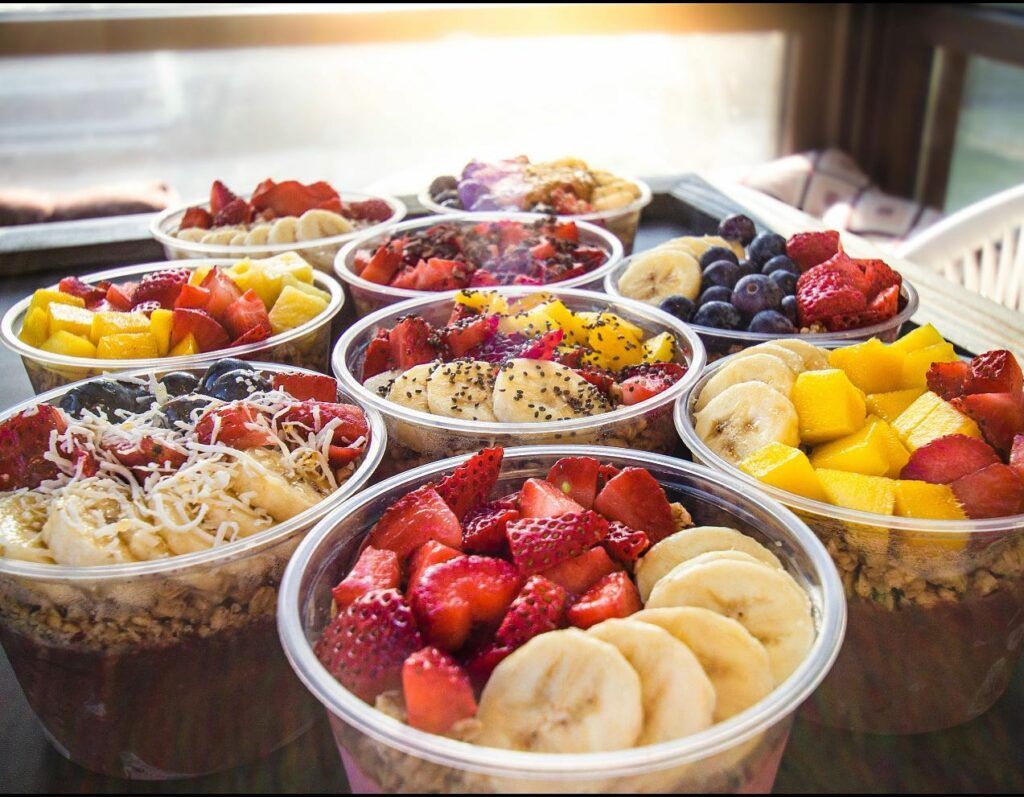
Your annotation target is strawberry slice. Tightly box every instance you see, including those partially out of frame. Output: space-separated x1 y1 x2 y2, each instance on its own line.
277 401 368 446
105 281 136 311
132 268 190 310
362 334 393 381
952 393 1024 457
315 589 423 702
200 267 243 321
797 268 868 329
271 372 338 402
462 504 519 555
594 467 677 543
951 463 1024 519
602 521 651 570
213 197 253 227
927 360 971 401
408 555 522 650
964 350 1024 397
180 206 213 230
209 180 238 215
328 445 363 467
360 242 405 285
463 641 514 688
230 319 272 346
413 258 467 291
494 575 570 649
59 276 108 308
368 485 463 560
545 456 600 508
530 240 557 260
223 290 270 339
434 447 503 520
440 315 499 358
331 546 400 610
519 477 584 518
519 328 564 360
174 284 211 310
552 221 579 242
506 511 610 575
785 230 841 272
195 403 275 448
899 434 1001 484
0 405 68 490
408 541 463 591
618 374 671 405
539 546 620 595
170 309 230 352
468 270 500 288
402 647 478 733
388 317 438 370
250 180 321 218
567 571 642 630
103 435 187 479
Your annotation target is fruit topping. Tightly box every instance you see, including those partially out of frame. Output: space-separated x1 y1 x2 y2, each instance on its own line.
402 647 478 734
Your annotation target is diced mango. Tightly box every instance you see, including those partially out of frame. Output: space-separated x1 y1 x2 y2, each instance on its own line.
587 313 645 369
90 311 150 344
454 289 492 311
509 292 555 314
894 480 967 521
867 416 911 478
739 443 828 502
28 288 84 314
866 387 926 423
816 469 897 515
39 330 96 359
267 285 329 335
96 332 160 360
149 309 173 356
889 323 946 355
900 342 959 388
792 369 867 445
828 339 905 394
543 300 590 346
168 332 199 357
892 391 980 451
48 303 95 339
642 332 676 364
810 422 891 477
19 307 50 347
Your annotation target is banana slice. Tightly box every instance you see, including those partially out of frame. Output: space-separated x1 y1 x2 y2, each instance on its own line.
588 618 715 745
770 338 830 371
729 343 805 375
386 363 437 413
492 359 611 423
633 607 774 722
426 360 498 422
636 525 782 601
42 492 137 566
175 227 208 243
297 208 354 241
617 249 701 304
475 629 643 753
363 369 401 398
695 353 796 412
244 224 272 246
0 494 53 564
201 229 242 246
267 216 299 244
694 381 800 464
229 231 249 247
647 558 814 684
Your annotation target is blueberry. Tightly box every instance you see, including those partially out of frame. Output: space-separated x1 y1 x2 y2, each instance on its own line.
718 214 757 246
781 295 799 323
735 260 757 279
762 255 800 276
429 175 458 199
731 274 784 316
60 379 152 420
162 394 213 428
748 310 796 334
207 369 271 402
747 232 787 267
700 286 734 306
159 371 200 398
769 270 798 296
699 246 739 269
702 260 741 290
659 295 695 323
693 301 742 330
200 359 256 394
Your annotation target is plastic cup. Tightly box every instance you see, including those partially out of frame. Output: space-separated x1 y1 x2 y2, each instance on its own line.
278 445 845 793
0 362 386 778
332 286 706 478
675 361 1024 734
605 254 920 359
151 191 407 273
418 178 652 255
0 260 344 395
333 212 624 318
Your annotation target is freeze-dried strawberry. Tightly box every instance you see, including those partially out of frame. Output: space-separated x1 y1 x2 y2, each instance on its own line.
331 547 400 610
494 575 570 649
506 510 610 575
785 230 841 272
602 521 651 569
434 447 503 520
566 571 642 629
402 647 477 734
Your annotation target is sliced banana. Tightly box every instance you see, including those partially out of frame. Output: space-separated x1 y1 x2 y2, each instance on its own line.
244 224 272 246
694 381 800 464
492 359 611 423
636 525 783 601
633 607 774 722
363 369 401 398
426 360 498 422
42 492 137 566
588 619 715 745
385 363 437 413
729 343 805 375
297 208 354 241
476 629 643 753
769 338 830 371
0 494 53 564
267 216 299 244
229 231 249 247
201 228 241 246
175 227 208 243
647 558 815 685
617 249 701 304
695 353 796 412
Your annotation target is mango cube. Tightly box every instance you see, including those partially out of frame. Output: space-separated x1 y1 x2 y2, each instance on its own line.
828 339 905 394
267 285 328 335
90 311 150 344
28 289 84 314
587 313 645 369
149 309 173 356
169 333 199 357
900 342 959 388
39 330 96 359
889 323 946 355
739 443 828 502
96 332 160 360
894 480 967 521
867 416 911 478
810 422 891 477
893 391 980 451
19 307 50 347
792 369 867 445
866 387 926 423
642 332 676 364
816 469 897 515
544 301 590 345
48 303 95 339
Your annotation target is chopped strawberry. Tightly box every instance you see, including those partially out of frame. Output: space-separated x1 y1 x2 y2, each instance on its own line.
434 447 503 520
506 511 610 575
59 276 107 307
66 438 99 478
462 505 519 555
594 467 676 543
951 463 1024 519
315 589 423 702
577 368 616 394
316 196 344 214
409 555 522 650
518 477 585 519
785 230 841 272
440 315 499 358
402 647 477 734
180 206 213 230
927 360 971 401
552 221 579 242
519 328 564 360
331 547 400 610
360 242 405 286
546 456 600 508
530 240 557 260
174 284 211 310
170 309 230 352
468 270 500 288
345 198 393 223
390 267 418 290
209 179 238 215
195 404 275 448
494 575 570 649
200 267 243 320
104 435 187 479
307 180 341 203
388 317 438 370
213 197 253 227
105 282 136 311
230 319 272 346
407 541 463 590
496 221 532 249
539 546 620 595
952 393 1024 456
550 186 593 215
900 435 1001 484
368 485 463 560
131 300 161 316
1011 435 1024 482
491 491 521 511
964 350 1023 397
278 401 369 445
250 180 321 218
796 265 868 329
618 374 670 405
222 289 270 339
272 372 338 402
414 258 467 291
463 641 513 688
328 445 363 466
0 405 68 490
602 521 651 569
567 572 642 630
362 335 393 381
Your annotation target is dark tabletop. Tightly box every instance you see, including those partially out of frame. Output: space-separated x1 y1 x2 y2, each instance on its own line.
1 192 1023 793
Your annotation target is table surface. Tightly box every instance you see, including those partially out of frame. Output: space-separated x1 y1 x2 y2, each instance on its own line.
1 187 1023 793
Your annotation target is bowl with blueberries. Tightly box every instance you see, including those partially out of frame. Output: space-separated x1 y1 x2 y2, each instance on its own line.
605 213 918 356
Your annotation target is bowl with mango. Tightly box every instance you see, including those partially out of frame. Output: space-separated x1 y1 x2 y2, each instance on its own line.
1 253 343 394
675 327 1024 734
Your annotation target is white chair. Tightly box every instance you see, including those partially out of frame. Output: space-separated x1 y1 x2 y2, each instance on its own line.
898 183 1024 312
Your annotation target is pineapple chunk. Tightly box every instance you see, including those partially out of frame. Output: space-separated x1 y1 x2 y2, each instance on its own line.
739 442 828 502
260 252 315 283
892 391 980 451
810 422 891 477
900 342 959 389
169 333 199 357
96 332 160 360
149 309 173 356
894 480 967 521
816 469 897 515
91 312 150 344
889 323 946 355
280 275 331 303
39 330 96 359
188 265 213 286
641 332 676 364
19 307 50 347
267 285 329 335
866 387 925 423
792 369 866 445
828 339 904 394
48 303 95 339
28 289 84 314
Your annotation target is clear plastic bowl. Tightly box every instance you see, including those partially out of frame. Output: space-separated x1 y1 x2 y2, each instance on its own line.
0 259 344 395
331 286 706 478
675 360 1024 734
151 190 407 272
333 212 625 318
0 362 386 778
605 254 920 358
278 445 845 794
418 178 652 255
